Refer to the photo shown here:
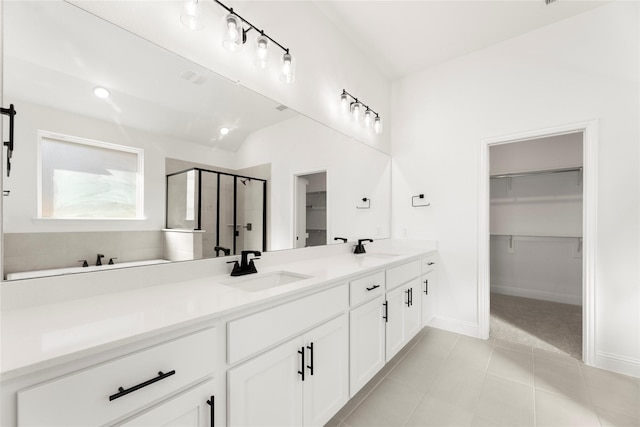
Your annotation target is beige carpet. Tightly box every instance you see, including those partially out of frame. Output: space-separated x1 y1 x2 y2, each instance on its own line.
490 293 582 359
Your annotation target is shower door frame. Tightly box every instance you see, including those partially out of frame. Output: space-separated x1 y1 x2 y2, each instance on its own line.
165 167 267 255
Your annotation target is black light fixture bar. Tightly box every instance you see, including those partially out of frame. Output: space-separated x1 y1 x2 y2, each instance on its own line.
1 104 16 177
213 0 290 55
341 89 380 118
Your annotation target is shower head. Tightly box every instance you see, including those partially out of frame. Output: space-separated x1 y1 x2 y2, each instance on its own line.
240 178 251 186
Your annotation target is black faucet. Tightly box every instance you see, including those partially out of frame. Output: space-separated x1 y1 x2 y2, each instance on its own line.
215 246 231 257
228 250 261 276
96 253 105 266
354 239 373 254
334 237 348 243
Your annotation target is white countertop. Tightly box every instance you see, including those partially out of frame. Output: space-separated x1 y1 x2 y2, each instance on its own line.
1 242 435 380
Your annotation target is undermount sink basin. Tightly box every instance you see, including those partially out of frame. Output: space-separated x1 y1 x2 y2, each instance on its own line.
221 271 312 292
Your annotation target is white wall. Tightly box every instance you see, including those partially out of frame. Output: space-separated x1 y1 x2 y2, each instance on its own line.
391 2 639 376
70 0 391 154
237 115 391 251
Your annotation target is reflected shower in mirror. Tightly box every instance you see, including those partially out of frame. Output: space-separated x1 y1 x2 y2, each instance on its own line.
1 0 391 280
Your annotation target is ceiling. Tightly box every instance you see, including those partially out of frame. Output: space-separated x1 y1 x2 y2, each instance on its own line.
315 0 610 79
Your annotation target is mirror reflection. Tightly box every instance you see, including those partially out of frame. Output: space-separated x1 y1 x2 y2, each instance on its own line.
2 0 391 280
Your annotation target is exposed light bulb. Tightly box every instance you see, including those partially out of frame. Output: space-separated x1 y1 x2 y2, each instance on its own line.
280 52 295 83
373 115 383 134
255 34 269 69
351 101 363 120
364 109 373 127
340 92 349 112
94 87 110 99
223 14 244 52
180 0 203 30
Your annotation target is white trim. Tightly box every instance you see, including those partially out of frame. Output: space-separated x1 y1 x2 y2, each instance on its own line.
478 120 598 365
428 315 479 338
595 352 640 379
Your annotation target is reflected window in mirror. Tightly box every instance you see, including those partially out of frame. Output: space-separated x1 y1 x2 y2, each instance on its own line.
38 131 144 219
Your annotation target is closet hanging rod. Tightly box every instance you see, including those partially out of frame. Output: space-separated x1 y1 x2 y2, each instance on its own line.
491 233 582 239
490 166 582 179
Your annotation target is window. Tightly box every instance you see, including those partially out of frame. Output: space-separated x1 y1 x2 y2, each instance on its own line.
38 131 144 219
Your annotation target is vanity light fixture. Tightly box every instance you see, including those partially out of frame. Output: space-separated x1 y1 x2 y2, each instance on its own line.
180 0 203 30
340 89 382 134
200 0 295 83
93 87 110 99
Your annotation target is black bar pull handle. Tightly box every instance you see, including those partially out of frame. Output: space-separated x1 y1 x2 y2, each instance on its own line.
383 301 388 322
424 279 429 295
410 287 413 307
307 342 314 375
298 347 305 381
366 284 380 291
405 288 411 307
206 395 215 427
109 370 176 401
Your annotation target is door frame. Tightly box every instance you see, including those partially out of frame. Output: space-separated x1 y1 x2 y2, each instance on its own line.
478 120 598 365
293 170 330 248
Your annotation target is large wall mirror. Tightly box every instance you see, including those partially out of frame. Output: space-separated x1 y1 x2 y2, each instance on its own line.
2 1 391 280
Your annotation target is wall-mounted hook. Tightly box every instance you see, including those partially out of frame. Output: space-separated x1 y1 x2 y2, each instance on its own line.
1 104 17 177
356 197 370 209
411 194 430 207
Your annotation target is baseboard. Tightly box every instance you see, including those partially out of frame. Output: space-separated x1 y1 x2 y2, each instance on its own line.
594 351 640 378
491 285 582 306
428 315 480 339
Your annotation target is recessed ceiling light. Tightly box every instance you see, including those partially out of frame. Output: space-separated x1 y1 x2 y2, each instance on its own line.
94 87 110 99
219 127 230 135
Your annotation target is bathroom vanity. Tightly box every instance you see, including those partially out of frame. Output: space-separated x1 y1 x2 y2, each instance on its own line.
0 241 437 426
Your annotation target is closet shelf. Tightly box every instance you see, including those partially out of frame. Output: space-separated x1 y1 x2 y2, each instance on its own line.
491 233 582 239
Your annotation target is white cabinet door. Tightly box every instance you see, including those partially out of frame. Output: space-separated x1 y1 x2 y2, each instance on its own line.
228 338 304 427
349 296 385 396
302 315 349 427
421 269 436 326
116 380 215 427
405 278 422 341
385 284 407 361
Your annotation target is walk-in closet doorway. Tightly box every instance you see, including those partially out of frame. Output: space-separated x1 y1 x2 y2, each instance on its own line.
478 121 598 365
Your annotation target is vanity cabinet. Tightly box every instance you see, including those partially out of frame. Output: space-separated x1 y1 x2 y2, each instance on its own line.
17 328 217 427
228 314 348 427
116 379 216 427
349 269 387 397
385 279 422 361
421 255 438 326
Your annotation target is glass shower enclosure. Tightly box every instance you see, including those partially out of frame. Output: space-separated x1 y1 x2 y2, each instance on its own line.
166 168 267 257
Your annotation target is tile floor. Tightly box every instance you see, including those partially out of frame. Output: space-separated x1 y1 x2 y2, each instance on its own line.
325 328 640 427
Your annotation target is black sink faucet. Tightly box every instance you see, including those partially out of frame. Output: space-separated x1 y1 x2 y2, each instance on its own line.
214 246 231 257
96 253 105 266
334 237 348 243
228 250 261 276
354 239 373 254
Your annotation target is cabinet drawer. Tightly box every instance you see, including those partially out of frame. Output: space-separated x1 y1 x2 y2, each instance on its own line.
18 327 216 427
386 260 421 291
228 284 348 364
421 254 437 273
350 271 385 307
